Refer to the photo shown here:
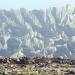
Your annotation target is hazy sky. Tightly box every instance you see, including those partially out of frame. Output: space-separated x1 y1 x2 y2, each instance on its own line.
0 0 75 9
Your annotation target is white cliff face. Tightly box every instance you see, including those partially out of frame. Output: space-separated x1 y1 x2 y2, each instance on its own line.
0 5 75 59
10 49 24 58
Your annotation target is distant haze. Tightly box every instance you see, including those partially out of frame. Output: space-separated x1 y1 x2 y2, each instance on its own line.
0 0 75 9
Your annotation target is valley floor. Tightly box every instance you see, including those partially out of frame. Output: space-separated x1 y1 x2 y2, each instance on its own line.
0 57 75 75
0 63 75 75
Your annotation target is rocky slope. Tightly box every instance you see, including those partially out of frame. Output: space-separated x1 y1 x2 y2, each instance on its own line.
0 5 75 59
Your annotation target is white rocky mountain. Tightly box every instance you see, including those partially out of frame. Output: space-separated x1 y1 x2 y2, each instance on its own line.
0 5 75 59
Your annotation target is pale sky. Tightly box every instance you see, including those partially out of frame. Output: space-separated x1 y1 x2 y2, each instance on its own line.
0 0 75 9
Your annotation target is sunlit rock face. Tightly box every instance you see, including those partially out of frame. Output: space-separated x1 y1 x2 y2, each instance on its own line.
0 5 75 59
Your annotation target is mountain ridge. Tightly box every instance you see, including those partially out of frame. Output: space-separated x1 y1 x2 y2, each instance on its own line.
0 5 75 59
